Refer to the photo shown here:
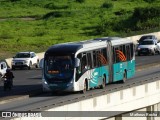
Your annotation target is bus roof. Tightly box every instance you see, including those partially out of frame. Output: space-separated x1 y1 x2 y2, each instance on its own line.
45 37 132 55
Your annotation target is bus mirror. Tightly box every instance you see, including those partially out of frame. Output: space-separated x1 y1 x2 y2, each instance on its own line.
75 58 80 68
39 58 44 69
1 64 3 69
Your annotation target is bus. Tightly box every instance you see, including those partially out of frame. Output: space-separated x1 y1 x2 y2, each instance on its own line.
42 37 135 93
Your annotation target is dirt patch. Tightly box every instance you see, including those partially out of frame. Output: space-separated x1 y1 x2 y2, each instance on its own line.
0 17 36 21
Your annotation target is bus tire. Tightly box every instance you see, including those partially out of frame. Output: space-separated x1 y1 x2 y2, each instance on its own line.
122 72 127 83
100 76 106 89
81 80 88 94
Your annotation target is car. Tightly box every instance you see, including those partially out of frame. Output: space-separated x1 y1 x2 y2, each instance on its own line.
11 52 39 70
137 39 160 56
137 35 158 44
0 61 8 77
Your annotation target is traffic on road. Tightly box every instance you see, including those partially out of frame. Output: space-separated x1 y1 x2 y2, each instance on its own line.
0 34 160 99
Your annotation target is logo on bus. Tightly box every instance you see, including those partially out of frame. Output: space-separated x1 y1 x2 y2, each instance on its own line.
94 72 98 76
97 54 108 65
116 50 126 61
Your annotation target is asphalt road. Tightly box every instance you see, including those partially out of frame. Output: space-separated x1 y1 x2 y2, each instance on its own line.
1 60 160 111
135 55 160 66
0 54 160 99
0 69 42 98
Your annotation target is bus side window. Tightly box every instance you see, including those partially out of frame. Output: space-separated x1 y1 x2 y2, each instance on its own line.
126 45 131 60
81 53 87 73
1 64 3 69
120 45 123 52
102 48 108 65
115 47 120 63
123 45 126 60
130 43 134 59
112 47 116 63
93 51 97 68
77 54 82 74
87 52 92 69
96 50 101 67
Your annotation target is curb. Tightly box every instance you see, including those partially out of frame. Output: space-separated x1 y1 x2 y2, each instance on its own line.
0 88 43 105
0 95 29 105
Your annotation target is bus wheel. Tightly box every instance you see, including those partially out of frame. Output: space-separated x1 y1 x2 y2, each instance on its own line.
100 76 106 89
81 80 87 94
122 72 127 83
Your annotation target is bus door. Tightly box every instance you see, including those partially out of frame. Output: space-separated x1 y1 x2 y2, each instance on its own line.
106 40 113 83
97 50 103 85
86 52 94 88
89 51 99 88
126 44 134 78
114 46 123 81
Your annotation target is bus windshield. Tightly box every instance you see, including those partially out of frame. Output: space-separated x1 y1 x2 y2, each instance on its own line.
44 55 74 81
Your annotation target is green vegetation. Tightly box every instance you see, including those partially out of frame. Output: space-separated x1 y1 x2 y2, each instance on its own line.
0 0 160 59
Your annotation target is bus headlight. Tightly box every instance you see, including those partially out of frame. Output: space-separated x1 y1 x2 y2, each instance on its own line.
67 81 73 86
137 48 141 50
44 81 47 84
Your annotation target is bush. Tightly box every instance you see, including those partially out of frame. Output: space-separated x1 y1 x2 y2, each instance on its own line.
114 9 128 16
75 0 85 3
133 6 160 22
143 0 157 3
43 11 72 19
8 0 20 2
129 6 160 31
44 3 68 10
101 2 113 9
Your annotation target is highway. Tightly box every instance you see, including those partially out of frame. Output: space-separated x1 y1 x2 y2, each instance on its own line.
0 55 160 111
0 69 42 98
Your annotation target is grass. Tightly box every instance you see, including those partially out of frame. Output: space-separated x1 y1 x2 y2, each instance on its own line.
0 0 160 59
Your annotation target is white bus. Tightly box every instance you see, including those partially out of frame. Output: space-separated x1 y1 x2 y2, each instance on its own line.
42 37 135 93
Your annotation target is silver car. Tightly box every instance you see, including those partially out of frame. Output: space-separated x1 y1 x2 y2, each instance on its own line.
137 39 160 56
